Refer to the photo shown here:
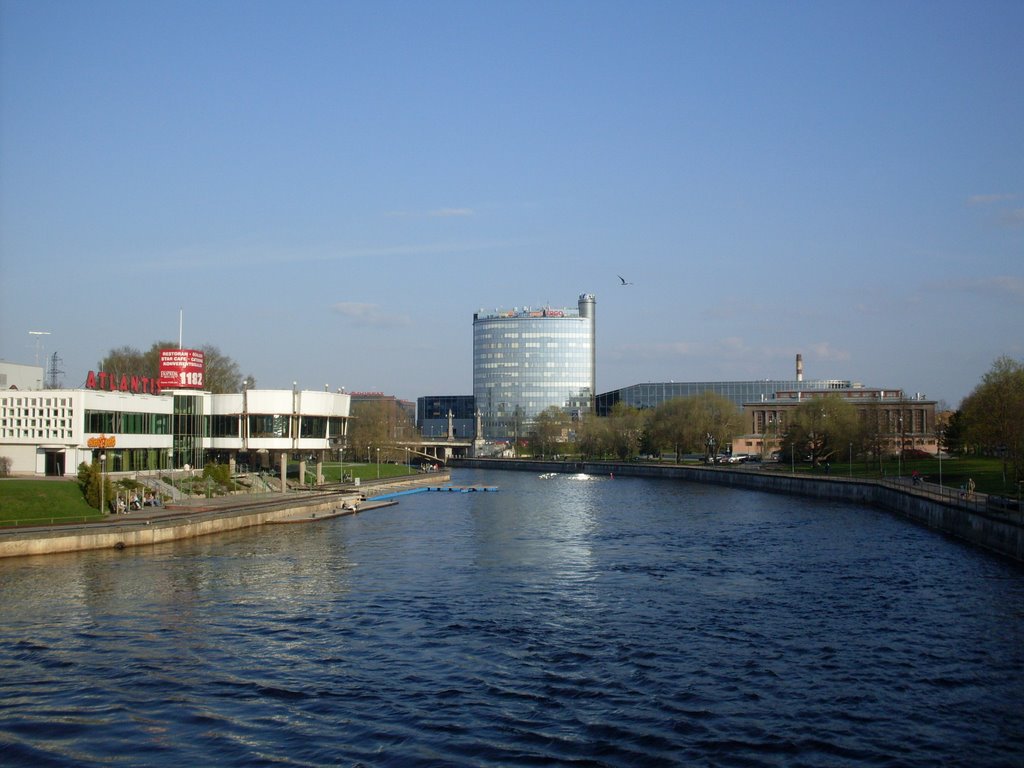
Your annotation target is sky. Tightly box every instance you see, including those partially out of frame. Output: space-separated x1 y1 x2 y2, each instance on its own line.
1 0 1021 407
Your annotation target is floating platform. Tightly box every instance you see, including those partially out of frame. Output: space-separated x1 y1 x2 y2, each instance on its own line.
367 485 499 501
269 499 397 524
426 485 498 493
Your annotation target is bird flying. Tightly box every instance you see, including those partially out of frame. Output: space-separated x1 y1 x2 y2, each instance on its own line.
617 275 633 285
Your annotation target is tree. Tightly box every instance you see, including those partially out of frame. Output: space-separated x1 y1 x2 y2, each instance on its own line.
347 399 417 462
201 346 245 394
347 400 391 462
942 409 967 456
77 460 113 511
784 395 863 468
605 402 647 460
97 345 146 378
529 406 570 457
98 342 252 393
648 397 703 459
576 413 612 459
960 356 1024 485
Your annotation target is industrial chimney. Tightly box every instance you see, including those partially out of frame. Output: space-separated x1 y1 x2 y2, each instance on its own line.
796 353 804 382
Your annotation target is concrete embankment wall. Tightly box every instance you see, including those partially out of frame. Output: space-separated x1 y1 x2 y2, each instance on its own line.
454 458 1024 563
0 472 449 559
0 498 345 559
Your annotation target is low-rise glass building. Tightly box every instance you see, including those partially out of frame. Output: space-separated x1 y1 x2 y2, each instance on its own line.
417 395 475 440
596 377 852 416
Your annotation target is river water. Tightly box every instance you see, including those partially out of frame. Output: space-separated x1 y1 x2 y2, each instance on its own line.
1 468 1023 767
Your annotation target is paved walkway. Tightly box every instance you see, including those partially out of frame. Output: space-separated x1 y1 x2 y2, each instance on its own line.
1 473 450 540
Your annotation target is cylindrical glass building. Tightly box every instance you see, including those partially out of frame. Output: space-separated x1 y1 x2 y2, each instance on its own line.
473 294 595 441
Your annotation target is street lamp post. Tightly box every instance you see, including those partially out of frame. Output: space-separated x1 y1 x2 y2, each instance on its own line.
339 446 344 484
376 448 380 479
849 442 853 478
765 415 778 462
99 453 107 514
405 446 410 474
897 416 903 479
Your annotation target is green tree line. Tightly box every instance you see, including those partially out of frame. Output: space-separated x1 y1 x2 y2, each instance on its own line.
957 356 1023 485
519 357 1023 491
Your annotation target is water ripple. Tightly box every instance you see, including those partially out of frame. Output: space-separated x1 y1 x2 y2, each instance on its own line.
1 469 1023 766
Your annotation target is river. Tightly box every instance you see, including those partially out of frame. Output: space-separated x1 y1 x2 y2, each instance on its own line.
1 468 1022 767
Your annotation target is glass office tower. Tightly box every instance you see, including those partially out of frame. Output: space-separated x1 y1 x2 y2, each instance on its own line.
473 294 595 441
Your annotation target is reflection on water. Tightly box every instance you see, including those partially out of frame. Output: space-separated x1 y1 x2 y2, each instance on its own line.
1 467 1023 767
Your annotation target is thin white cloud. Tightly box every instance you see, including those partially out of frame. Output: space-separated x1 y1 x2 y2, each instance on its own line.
937 276 1024 301
120 238 505 272
332 302 411 329
611 338 851 371
805 342 851 362
612 341 704 360
386 207 475 218
719 336 750 354
967 193 1017 206
1000 208 1024 227
429 208 474 217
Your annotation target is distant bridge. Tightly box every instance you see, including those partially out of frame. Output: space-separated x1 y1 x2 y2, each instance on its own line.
398 439 474 465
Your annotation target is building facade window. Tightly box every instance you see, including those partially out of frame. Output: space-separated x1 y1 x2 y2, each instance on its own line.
300 416 327 439
210 414 240 438
249 414 289 438
473 295 595 441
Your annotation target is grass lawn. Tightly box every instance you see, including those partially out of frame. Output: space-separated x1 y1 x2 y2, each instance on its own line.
796 455 1020 498
903 456 1021 498
0 479 105 527
1 463 425 527
317 462 420 483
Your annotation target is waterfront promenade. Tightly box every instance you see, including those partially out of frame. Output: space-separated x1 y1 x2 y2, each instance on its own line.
0 472 449 559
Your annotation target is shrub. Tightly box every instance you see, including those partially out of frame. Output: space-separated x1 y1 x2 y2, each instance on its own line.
76 460 114 512
202 461 231 487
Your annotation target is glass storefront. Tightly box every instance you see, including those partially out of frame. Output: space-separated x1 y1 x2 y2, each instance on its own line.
173 394 205 469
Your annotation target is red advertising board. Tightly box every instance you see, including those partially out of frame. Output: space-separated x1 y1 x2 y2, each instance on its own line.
159 349 205 389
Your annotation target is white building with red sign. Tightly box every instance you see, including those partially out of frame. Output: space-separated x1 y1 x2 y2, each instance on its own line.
0 376 350 487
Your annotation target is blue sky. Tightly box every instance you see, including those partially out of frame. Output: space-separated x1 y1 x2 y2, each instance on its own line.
2 0 1021 407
